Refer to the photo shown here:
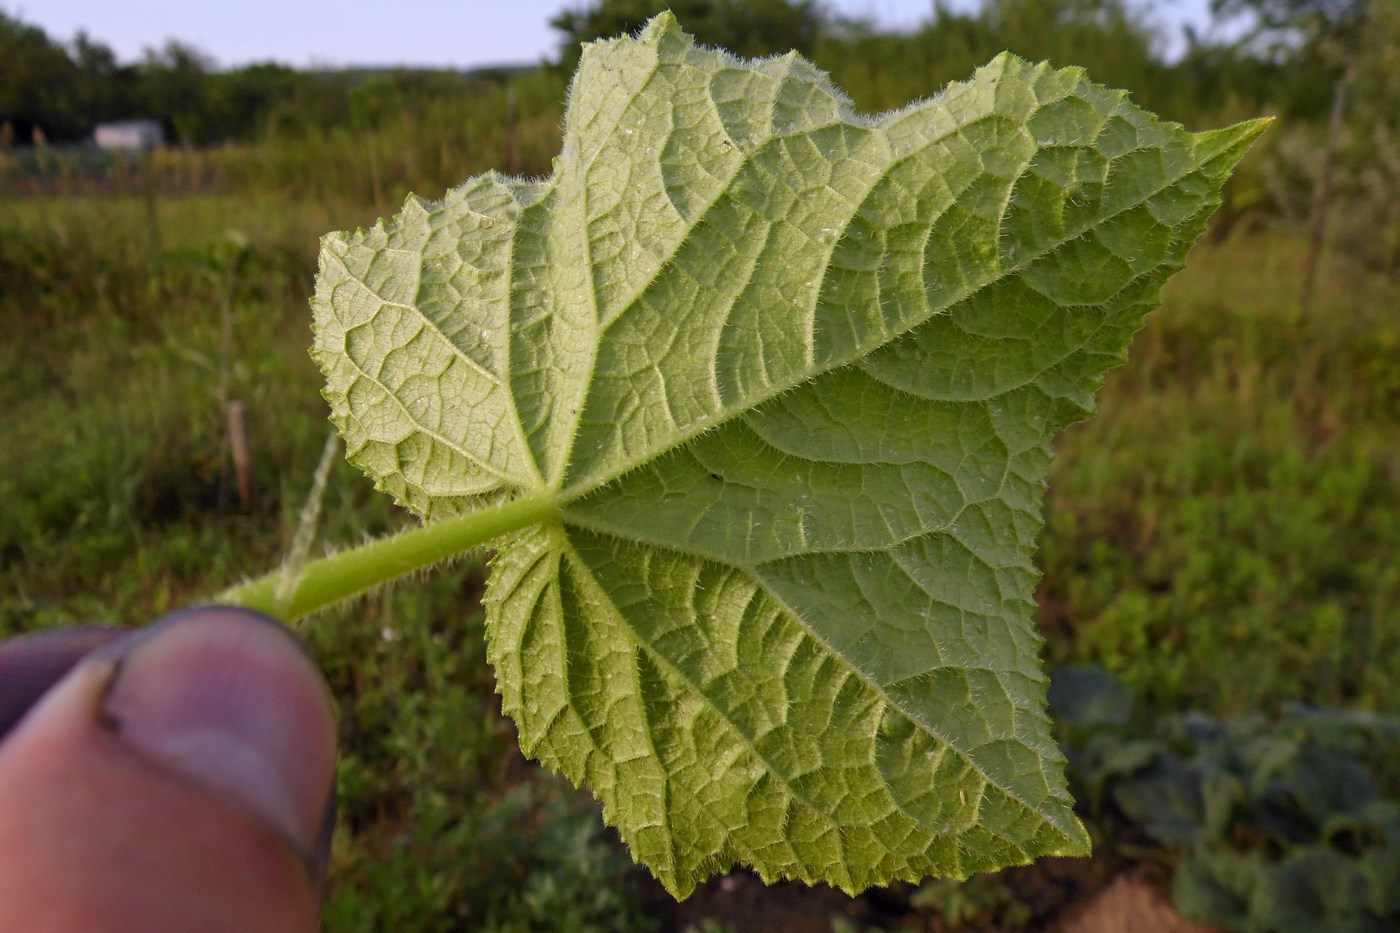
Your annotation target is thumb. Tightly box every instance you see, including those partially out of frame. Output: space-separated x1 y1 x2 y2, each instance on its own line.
0 608 336 933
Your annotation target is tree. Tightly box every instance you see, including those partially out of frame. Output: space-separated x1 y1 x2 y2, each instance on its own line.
204 63 301 142
1212 0 1366 40
1212 0 1371 307
0 13 85 141
810 0 1184 122
137 40 215 144
550 0 827 67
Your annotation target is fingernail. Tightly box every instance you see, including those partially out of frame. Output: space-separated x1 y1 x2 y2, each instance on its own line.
0 626 130 741
94 607 337 870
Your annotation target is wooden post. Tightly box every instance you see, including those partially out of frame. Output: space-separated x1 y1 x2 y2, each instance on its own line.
227 400 252 509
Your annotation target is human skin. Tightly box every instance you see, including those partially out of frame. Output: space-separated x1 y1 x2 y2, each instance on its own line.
0 608 336 933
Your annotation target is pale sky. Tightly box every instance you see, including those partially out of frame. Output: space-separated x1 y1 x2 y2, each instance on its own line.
13 0 1218 70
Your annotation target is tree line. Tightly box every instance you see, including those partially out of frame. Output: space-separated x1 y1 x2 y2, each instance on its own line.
0 12 530 147
4 0 1396 275
1 0 1384 147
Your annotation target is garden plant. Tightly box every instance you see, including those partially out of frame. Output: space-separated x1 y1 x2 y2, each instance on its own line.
206 15 1266 898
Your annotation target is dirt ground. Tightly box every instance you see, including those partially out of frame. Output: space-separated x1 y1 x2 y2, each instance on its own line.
640 857 1217 932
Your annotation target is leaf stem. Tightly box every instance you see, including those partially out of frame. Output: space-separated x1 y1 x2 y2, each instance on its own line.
218 493 560 621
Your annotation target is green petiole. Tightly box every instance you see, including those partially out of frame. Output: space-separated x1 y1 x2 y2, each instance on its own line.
218 493 560 621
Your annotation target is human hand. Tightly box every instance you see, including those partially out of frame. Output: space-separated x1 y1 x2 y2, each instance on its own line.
0 607 336 932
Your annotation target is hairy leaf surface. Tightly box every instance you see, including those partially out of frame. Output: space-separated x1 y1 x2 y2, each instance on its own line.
312 14 1264 896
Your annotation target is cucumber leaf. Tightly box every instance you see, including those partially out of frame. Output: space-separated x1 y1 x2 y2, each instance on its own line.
312 13 1266 897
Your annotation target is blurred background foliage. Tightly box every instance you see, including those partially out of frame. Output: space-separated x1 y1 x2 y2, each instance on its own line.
2 0 1397 929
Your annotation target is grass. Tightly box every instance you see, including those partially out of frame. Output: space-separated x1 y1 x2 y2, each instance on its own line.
2 178 1396 928
1 194 361 627
0 190 658 929
1041 231 1400 715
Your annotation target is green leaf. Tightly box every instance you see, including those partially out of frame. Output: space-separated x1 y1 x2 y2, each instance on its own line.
1174 849 1261 929
1047 664 1132 729
310 14 1265 897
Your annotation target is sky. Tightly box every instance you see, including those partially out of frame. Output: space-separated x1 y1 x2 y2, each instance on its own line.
14 0 1219 71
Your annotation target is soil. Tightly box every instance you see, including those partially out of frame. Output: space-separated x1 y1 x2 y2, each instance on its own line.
1057 872 1221 933
636 853 1208 932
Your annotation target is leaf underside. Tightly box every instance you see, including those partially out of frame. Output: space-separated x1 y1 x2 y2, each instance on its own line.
312 14 1265 898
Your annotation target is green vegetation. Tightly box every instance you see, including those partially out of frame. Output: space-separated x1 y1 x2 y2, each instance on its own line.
285 16 1264 895
3 0 1397 928
1051 665 1400 931
1041 232 1400 715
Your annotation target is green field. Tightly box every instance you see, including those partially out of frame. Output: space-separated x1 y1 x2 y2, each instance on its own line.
3 175 1395 928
